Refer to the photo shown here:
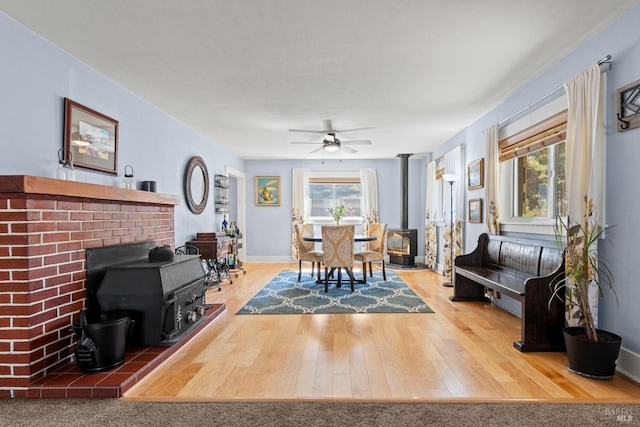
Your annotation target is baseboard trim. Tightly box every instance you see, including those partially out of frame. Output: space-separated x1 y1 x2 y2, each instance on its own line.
246 256 296 263
617 346 640 383
247 256 427 265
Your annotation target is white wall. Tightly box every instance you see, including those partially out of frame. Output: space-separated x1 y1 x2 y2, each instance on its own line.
244 157 426 261
431 4 640 378
0 12 244 246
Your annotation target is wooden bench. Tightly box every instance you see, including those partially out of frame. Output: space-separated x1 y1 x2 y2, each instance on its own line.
451 233 566 352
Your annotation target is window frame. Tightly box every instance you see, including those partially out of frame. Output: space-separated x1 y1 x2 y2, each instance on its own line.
498 97 568 235
507 140 565 216
307 170 363 225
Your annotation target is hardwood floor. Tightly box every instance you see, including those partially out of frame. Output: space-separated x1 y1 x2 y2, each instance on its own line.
123 263 640 402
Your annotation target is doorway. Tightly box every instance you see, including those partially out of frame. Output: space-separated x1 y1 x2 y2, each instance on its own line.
225 166 246 262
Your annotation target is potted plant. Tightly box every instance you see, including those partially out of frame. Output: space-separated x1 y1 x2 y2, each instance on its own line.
550 196 621 379
327 203 346 225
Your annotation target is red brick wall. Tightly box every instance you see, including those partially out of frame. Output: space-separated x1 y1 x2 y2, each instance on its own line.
0 194 175 398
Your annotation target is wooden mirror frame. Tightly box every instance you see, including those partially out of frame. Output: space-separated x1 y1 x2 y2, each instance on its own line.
184 156 209 214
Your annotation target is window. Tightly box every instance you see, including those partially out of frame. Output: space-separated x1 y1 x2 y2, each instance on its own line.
513 141 566 217
500 110 567 220
308 172 362 219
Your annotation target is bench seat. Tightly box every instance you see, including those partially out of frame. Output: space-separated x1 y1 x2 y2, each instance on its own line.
455 265 527 299
451 233 566 352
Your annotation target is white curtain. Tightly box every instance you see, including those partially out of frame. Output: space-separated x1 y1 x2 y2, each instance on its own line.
361 168 379 248
291 168 310 258
564 63 606 326
361 168 379 222
485 125 500 234
424 160 438 269
443 145 464 279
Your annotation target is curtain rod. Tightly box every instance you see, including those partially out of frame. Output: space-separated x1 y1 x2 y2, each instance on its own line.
494 55 612 128
433 143 466 164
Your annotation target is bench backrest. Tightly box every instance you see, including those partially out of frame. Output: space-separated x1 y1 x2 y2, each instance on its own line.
479 233 563 277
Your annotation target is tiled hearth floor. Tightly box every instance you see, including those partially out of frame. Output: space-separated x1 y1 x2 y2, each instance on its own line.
27 304 226 398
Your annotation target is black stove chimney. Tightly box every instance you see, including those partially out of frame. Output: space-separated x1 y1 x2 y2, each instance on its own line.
397 153 412 229
387 154 417 267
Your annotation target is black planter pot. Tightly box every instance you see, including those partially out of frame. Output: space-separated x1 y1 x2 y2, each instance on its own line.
563 326 622 379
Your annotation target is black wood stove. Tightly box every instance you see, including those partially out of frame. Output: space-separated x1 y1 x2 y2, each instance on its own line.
87 241 211 347
387 153 418 267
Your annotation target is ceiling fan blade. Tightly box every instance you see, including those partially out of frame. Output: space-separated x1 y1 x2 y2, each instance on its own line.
291 141 323 145
341 140 372 145
289 128 326 134
332 126 373 133
309 146 326 154
341 145 357 154
322 119 333 131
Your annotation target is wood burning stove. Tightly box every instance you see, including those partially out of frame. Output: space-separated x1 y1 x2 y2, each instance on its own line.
387 153 418 267
387 228 418 266
87 241 211 347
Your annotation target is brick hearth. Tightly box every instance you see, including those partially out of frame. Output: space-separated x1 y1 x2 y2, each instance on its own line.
0 175 184 398
27 304 224 398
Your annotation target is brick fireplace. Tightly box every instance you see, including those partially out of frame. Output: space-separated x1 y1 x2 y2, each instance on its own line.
0 175 180 398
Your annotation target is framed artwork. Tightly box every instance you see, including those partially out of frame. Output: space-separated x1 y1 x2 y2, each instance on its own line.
63 98 119 175
254 176 281 206
469 198 483 223
467 158 484 190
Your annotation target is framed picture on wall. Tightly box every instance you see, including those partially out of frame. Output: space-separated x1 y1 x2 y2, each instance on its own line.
63 98 119 175
254 176 281 206
467 158 484 190
469 198 483 223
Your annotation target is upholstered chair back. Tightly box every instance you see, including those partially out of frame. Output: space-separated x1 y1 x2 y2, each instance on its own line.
321 225 355 268
296 223 316 258
367 223 387 254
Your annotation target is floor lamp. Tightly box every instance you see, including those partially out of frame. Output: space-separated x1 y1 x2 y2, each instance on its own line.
442 173 457 287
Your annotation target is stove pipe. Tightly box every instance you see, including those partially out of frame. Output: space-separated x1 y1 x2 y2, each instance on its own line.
396 153 413 229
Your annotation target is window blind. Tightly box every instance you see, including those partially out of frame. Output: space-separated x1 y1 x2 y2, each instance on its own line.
499 110 567 162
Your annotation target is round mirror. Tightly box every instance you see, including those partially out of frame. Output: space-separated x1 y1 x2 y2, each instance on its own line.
184 156 209 214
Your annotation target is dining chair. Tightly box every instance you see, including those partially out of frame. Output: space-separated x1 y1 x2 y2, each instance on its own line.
354 223 387 283
296 223 323 281
321 225 355 292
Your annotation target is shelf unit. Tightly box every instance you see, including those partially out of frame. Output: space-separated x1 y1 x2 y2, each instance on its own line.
214 174 229 214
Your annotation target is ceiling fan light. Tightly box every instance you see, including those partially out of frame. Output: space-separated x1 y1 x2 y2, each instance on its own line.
324 144 339 152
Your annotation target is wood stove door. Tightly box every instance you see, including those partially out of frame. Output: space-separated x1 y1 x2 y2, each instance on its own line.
162 295 181 341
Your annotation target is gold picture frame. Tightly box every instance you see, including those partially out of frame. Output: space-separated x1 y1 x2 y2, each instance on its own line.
254 176 281 206
467 158 484 190
469 198 483 223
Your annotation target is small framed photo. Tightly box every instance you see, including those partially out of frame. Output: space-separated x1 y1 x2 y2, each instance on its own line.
63 98 119 175
255 176 281 206
467 158 484 190
469 198 483 223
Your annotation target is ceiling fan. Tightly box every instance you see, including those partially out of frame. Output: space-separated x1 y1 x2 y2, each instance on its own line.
290 119 372 154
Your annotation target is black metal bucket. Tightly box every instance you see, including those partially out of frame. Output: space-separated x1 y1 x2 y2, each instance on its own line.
73 310 132 373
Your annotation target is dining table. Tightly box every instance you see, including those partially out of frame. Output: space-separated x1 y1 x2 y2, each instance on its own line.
303 234 376 286
302 235 376 243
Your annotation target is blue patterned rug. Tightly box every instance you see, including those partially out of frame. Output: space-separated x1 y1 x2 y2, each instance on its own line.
236 269 434 314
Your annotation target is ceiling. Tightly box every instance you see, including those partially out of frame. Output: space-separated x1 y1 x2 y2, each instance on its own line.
1 1 638 160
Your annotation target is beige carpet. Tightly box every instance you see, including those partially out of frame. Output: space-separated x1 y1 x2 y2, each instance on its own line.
2 400 638 426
